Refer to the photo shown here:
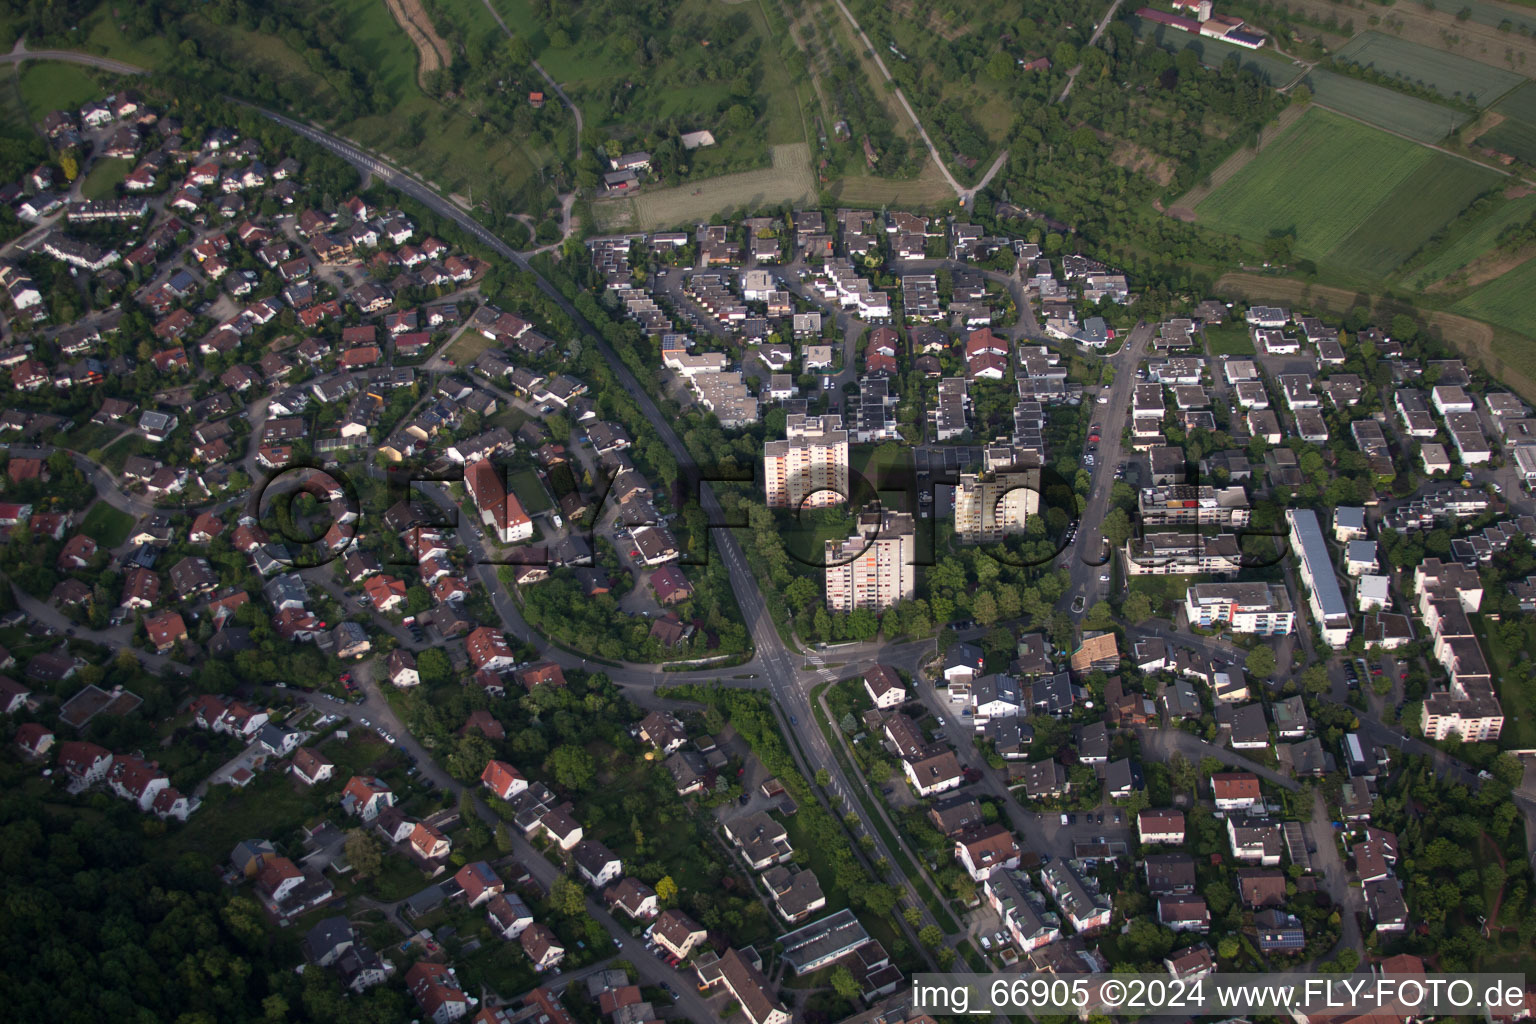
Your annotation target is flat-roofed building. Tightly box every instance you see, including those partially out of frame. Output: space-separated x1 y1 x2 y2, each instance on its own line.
1287 508 1352 647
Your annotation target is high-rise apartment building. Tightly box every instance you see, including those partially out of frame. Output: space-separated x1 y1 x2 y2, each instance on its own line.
764 413 849 509
825 510 915 612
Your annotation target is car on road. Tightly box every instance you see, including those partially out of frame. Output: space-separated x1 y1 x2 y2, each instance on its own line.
1068 814 1077 825
1060 813 1069 825
1096 394 1108 404
339 672 352 683
790 715 797 725
1071 596 1086 613
1099 573 1110 582
1372 666 1384 676
738 794 750 806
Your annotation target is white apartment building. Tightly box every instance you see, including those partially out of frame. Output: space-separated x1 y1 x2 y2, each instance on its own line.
1287 508 1352 647
764 413 849 509
954 467 1040 542
825 510 915 612
1183 583 1295 636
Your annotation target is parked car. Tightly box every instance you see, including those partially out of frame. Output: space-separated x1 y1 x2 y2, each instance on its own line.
980 935 992 950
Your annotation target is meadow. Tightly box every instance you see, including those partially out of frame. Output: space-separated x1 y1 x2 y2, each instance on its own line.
1304 68 1469 144
1451 257 1536 334
1333 31 1523 108
1197 109 1453 275
1398 192 1536 292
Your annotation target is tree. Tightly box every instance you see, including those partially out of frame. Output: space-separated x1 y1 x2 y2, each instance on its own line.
1245 646 1277 679
1123 591 1153 623
1102 508 1133 547
417 647 452 685
546 744 596 790
1084 601 1115 631
918 924 943 948
815 769 831 787
973 590 999 626
903 906 923 927
1301 665 1331 695
1217 935 1240 959
345 829 382 877
830 965 861 1000
550 875 587 916
656 875 679 903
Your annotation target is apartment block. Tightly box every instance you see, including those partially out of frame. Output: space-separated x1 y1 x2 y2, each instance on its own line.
764 413 849 509
825 511 915 613
954 466 1041 543
1184 583 1294 636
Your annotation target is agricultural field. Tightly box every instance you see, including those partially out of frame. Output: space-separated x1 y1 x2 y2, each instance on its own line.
1482 82 1536 163
1398 191 1536 292
1450 256 1536 334
1196 108 1482 278
1325 155 1501 279
1304 69 1470 144
1333 31 1523 108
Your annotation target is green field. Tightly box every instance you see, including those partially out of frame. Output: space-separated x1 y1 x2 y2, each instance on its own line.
17 62 101 121
1197 108 1473 277
1484 82 1536 163
80 157 133 200
1333 32 1523 108
1203 322 1256 356
1399 192 1536 290
1481 119 1536 164
507 466 552 514
1304 68 1469 143
1450 256 1536 333
1324 156 1500 278
79 501 135 548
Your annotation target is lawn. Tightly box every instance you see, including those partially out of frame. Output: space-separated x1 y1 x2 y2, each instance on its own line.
80 157 133 200
1126 573 1196 618
507 466 552 514
1196 108 1442 272
1324 154 1501 279
1333 31 1524 108
1303 68 1469 144
99 434 153 474
1203 322 1256 356
1450 256 1536 333
17 62 102 121
1399 191 1536 291
1474 614 1536 750
160 770 330 868
79 501 135 548
62 419 124 455
443 326 498 367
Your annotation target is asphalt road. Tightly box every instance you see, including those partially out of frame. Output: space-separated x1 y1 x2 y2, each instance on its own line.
1060 320 1155 613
